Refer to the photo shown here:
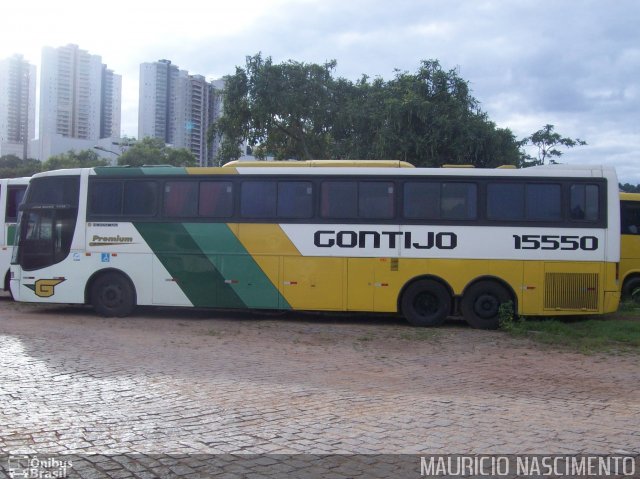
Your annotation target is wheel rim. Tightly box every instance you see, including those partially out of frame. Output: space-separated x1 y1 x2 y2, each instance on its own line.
473 293 500 319
414 291 440 318
100 284 123 309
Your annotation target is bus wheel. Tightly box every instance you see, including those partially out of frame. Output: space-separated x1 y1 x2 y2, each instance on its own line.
623 277 640 304
461 281 511 330
401 279 451 327
90 272 136 317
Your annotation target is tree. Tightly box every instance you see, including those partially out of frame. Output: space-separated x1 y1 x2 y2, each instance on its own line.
213 53 338 163
0 155 41 178
42 149 108 171
620 183 640 193
118 137 197 167
213 55 522 167
518 124 587 166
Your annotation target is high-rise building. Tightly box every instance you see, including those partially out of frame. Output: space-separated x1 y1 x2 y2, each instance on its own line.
0 55 36 159
38 44 121 160
139 59 221 166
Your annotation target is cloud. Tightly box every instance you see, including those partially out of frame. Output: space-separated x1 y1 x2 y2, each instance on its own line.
2 0 638 182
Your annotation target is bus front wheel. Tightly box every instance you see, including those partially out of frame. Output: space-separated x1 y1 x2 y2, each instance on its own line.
401 279 451 327
622 277 640 304
461 281 511 330
90 272 136 317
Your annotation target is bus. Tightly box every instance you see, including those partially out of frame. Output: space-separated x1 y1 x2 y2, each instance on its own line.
10 162 620 329
620 192 640 301
0 177 29 294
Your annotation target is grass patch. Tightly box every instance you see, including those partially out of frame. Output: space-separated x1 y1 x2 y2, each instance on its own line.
505 317 640 354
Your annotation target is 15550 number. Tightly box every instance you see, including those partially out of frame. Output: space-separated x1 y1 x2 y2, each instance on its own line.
513 234 598 251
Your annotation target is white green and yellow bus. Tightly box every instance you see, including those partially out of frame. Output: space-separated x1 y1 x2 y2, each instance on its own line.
620 192 640 300
10 162 620 329
0 177 28 294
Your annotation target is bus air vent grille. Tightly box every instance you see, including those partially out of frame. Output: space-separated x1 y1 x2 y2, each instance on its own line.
544 273 599 311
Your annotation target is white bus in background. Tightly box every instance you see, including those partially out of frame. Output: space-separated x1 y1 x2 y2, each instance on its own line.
0 177 29 294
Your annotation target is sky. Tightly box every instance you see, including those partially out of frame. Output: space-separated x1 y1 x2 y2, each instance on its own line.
2 0 639 182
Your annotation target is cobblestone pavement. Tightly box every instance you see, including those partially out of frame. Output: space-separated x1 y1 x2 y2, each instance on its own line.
0 297 638 477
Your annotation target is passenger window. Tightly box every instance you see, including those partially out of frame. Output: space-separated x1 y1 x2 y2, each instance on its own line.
89 181 123 215
621 201 640 235
164 181 198 217
359 182 394 219
441 183 477 220
403 183 440 219
278 182 312 218
199 181 233 217
405 182 476 220
321 181 357 218
241 181 276 218
6 187 26 221
124 181 157 216
487 183 524 220
527 184 561 221
570 184 599 221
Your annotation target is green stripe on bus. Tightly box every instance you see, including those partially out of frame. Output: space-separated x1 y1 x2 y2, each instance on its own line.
6 224 16 246
184 223 291 310
133 222 245 308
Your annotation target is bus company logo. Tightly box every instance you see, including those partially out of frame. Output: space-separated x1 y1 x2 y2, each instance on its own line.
314 230 458 250
89 234 134 247
26 278 65 298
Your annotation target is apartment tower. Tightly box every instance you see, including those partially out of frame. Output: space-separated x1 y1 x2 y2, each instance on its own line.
39 44 121 159
0 55 36 159
139 59 220 166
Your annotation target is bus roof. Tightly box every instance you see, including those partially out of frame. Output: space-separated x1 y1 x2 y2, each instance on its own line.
29 163 618 180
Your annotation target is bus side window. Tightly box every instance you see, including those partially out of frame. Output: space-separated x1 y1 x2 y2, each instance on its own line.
199 181 233 217
277 181 313 218
164 181 198 217
621 201 640 235
442 183 477 220
89 181 123 215
241 181 276 218
321 181 357 219
570 184 599 221
6 187 26 221
359 182 394 219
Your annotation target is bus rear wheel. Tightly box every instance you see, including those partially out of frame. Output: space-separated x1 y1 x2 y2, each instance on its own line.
461 281 511 330
401 279 451 327
90 272 136 317
622 277 640 304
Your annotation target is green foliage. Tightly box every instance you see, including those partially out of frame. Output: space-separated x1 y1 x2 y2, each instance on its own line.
620 183 640 193
505 317 640 354
213 54 522 167
498 301 516 331
118 137 197 167
518 124 587 166
42 149 108 170
0 155 41 178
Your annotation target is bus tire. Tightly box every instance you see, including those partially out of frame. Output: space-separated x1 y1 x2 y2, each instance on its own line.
90 272 136 317
401 279 451 327
461 281 511 330
622 276 640 304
